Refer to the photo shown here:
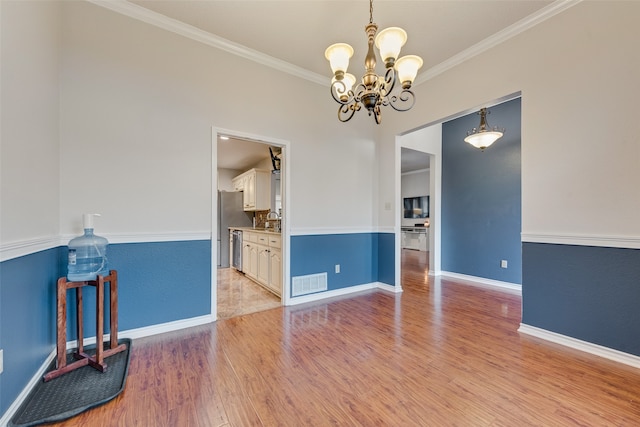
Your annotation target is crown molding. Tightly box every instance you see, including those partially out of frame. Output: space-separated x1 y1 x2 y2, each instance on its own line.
88 0 579 89
414 0 583 85
87 0 328 86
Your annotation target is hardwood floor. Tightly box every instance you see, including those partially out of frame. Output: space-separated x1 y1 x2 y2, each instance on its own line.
49 250 640 426
216 268 281 319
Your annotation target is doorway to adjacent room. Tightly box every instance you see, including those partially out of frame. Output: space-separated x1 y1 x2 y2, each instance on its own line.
212 128 290 320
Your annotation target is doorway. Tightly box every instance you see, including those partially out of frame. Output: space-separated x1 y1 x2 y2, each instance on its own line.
211 127 290 320
400 147 433 285
395 93 522 292
396 125 442 289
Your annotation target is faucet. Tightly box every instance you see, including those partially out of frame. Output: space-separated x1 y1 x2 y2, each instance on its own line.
266 211 281 232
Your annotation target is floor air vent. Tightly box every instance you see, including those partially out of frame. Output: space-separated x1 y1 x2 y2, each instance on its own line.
292 272 328 297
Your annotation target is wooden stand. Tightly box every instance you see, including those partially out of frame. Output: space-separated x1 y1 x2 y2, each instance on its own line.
44 270 127 382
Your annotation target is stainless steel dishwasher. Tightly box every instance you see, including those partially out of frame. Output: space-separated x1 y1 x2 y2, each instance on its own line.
231 230 243 272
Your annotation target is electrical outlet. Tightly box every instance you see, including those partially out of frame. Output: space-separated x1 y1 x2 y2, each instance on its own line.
0 349 3 374
335 264 340 274
500 260 508 269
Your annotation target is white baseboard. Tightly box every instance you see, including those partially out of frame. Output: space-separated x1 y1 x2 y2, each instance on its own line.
375 282 403 294
518 323 640 370
440 271 522 295
286 281 400 305
0 314 214 426
118 314 214 340
287 283 376 305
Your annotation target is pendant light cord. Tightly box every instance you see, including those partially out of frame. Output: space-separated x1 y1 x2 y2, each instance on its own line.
369 0 374 24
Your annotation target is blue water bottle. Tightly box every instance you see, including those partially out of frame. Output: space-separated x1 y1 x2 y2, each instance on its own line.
67 213 109 282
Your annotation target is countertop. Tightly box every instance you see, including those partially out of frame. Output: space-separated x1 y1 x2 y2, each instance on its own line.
229 226 281 234
401 226 429 232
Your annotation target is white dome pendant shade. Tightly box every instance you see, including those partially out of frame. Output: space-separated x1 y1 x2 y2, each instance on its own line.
464 131 504 150
464 108 505 150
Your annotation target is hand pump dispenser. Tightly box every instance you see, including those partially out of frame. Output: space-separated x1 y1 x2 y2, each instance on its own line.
67 213 109 281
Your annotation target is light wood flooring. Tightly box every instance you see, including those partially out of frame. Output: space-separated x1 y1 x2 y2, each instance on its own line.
48 249 640 426
216 267 281 319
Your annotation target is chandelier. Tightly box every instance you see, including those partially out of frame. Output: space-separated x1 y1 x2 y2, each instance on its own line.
464 108 505 150
324 0 423 124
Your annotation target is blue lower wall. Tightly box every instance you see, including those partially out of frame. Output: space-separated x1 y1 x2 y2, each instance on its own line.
0 239 211 416
377 233 395 285
290 233 395 297
110 241 211 329
523 242 640 356
1 233 393 417
0 247 65 415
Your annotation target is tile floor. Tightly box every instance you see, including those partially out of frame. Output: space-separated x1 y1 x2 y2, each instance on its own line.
217 267 281 319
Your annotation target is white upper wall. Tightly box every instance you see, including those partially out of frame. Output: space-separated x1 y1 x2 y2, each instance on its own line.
378 1 640 243
6 1 636 248
1 1 61 246
57 1 375 237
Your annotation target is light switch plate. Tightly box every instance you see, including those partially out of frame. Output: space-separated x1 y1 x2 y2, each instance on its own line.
0 349 4 374
500 260 508 269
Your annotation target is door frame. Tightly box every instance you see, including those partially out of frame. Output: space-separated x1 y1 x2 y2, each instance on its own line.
396 126 443 288
211 127 291 320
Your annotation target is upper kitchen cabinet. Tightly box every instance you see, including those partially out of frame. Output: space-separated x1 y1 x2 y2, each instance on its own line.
232 175 245 192
233 168 271 211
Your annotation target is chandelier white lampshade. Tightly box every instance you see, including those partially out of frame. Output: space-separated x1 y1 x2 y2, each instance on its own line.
331 73 356 101
464 108 505 150
325 0 423 124
374 27 407 66
395 55 423 88
325 43 354 76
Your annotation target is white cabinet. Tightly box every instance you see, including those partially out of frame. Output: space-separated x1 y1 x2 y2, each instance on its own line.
241 230 281 297
243 231 259 279
401 228 428 251
269 247 282 294
257 245 270 285
232 169 271 211
232 175 245 192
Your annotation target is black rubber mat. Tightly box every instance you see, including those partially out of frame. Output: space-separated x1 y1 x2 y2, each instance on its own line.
9 339 131 427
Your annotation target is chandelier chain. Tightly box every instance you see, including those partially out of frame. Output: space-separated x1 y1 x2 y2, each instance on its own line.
369 0 373 24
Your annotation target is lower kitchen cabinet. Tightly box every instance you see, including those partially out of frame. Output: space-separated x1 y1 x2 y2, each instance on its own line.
240 230 282 297
269 248 282 294
244 243 258 280
257 245 270 286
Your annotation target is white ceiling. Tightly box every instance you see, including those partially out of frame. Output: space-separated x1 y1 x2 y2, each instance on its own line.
401 147 430 173
113 0 564 170
217 136 274 171
128 0 557 81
